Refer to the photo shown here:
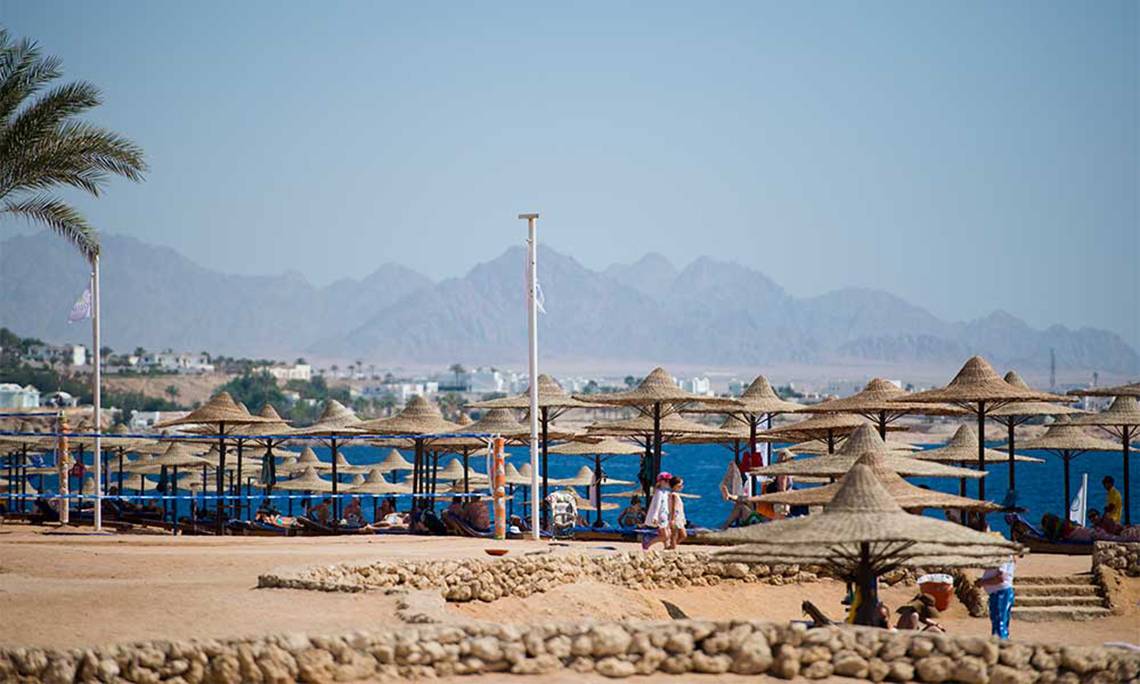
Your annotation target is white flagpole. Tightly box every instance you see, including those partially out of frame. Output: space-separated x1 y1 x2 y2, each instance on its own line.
92 255 103 532
519 212 540 541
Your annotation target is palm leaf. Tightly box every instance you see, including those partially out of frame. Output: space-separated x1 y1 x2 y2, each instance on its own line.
2 194 100 260
0 28 146 263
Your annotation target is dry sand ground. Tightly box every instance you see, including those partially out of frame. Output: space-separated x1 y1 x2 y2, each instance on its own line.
0 523 1136 657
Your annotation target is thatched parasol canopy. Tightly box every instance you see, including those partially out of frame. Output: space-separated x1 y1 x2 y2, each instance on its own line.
586 412 728 439
708 464 1020 549
1070 395 1140 429
375 449 414 473
273 466 335 492
584 367 739 409
903 357 1071 406
551 465 633 487
1016 418 1121 452
154 392 280 429
751 451 1001 512
358 396 457 435
433 408 528 449
290 400 365 437
469 374 599 411
920 425 1043 464
798 378 965 437
132 442 213 471
752 424 983 479
989 372 1086 419
546 437 643 456
1068 382 1140 398
755 413 880 448
345 468 411 495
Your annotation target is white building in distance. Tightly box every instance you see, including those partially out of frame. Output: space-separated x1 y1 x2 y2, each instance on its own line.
0 383 40 409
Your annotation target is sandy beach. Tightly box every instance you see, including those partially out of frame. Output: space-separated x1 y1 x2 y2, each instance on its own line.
1 523 1135 653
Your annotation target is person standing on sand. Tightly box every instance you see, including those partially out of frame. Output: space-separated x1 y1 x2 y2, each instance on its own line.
667 475 688 549
976 557 1016 639
642 472 673 550
1103 476 1123 524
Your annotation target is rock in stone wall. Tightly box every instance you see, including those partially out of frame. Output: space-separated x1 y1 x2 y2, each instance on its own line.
1093 541 1140 577
2 619 1136 683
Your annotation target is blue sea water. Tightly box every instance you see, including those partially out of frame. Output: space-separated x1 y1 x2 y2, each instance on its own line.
32 439 1138 534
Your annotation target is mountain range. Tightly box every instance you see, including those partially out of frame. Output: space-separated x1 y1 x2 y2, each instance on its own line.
1 232 1136 376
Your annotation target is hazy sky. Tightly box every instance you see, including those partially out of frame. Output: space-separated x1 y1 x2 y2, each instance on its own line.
3 2 1137 347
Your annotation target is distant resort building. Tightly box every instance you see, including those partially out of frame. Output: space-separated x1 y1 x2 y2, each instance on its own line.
266 362 312 382
0 383 40 409
25 343 87 368
136 351 214 374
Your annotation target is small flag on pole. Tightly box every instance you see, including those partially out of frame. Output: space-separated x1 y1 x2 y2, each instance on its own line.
1068 473 1088 526
68 284 92 323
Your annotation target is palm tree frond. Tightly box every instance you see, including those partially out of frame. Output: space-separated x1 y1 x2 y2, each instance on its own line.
0 81 101 157
0 120 147 196
0 35 62 125
2 194 99 261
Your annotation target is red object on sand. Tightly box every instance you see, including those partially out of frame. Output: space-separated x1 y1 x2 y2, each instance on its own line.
918 573 954 611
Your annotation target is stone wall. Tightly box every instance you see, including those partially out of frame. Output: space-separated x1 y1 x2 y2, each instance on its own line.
3 619 1136 683
1093 541 1140 577
259 551 825 601
258 551 939 603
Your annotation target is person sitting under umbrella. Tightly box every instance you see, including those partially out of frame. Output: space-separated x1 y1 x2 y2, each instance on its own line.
343 496 365 527
617 495 643 528
306 498 332 524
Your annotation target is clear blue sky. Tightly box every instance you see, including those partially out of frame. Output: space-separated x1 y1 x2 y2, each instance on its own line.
2 1 1137 347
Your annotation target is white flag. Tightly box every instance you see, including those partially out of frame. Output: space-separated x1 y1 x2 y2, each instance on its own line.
1068 473 1088 526
523 242 546 314
68 284 92 323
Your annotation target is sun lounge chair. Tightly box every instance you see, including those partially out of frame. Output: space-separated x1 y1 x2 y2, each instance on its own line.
1005 513 1092 555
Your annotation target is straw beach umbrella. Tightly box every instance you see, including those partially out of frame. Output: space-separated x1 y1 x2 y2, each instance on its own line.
471 374 598 507
899 356 1071 500
755 413 876 454
798 378 964 439
988 371 1085 492
375 449 414 474
1069 382 1140 398
547 437 641 525
435 408 528 493
154 392 280 533
710 465 1021 625
584 368 739 497
690 375 802 465
752 450 1001 512
289 400 364 520
1070 395 1140 524
273 466 335 493
587 411 728 498
358 396 458 511
915 424 1043 497
1015 418 1121 515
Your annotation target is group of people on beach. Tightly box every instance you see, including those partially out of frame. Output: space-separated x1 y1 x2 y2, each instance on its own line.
640 472 688 550
1040 476 1139 543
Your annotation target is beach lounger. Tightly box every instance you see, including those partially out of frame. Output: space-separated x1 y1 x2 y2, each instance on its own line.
1005 513 1092 555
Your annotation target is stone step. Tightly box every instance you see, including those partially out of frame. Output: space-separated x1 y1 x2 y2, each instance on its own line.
1012 606 1112 623
1015 595 1106 608
1015 584 1101 597
1014 575 1094 586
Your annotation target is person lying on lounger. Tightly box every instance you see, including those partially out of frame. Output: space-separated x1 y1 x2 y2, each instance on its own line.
617 496 643 528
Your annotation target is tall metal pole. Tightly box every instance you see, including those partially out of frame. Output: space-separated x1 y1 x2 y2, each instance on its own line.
520 212 540 541
92 256 103 532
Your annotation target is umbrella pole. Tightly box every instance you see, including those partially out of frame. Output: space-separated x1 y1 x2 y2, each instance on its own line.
235 439 244 522
171 464 179 534
594 453 602 528
463 449 469 494
117 449 124 493
1123 427 1132 525
766 413 773 465
541 407 549 527
414 439 423 514
331 438 339 523
749 418 759 496
877 411 887 441
853 541 880 627
652 403 662 481
216 422 226 535
1006 421 1016 493
642 441 653 501
1063 451 1072 515
976 403 987 501
826 431 835 454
